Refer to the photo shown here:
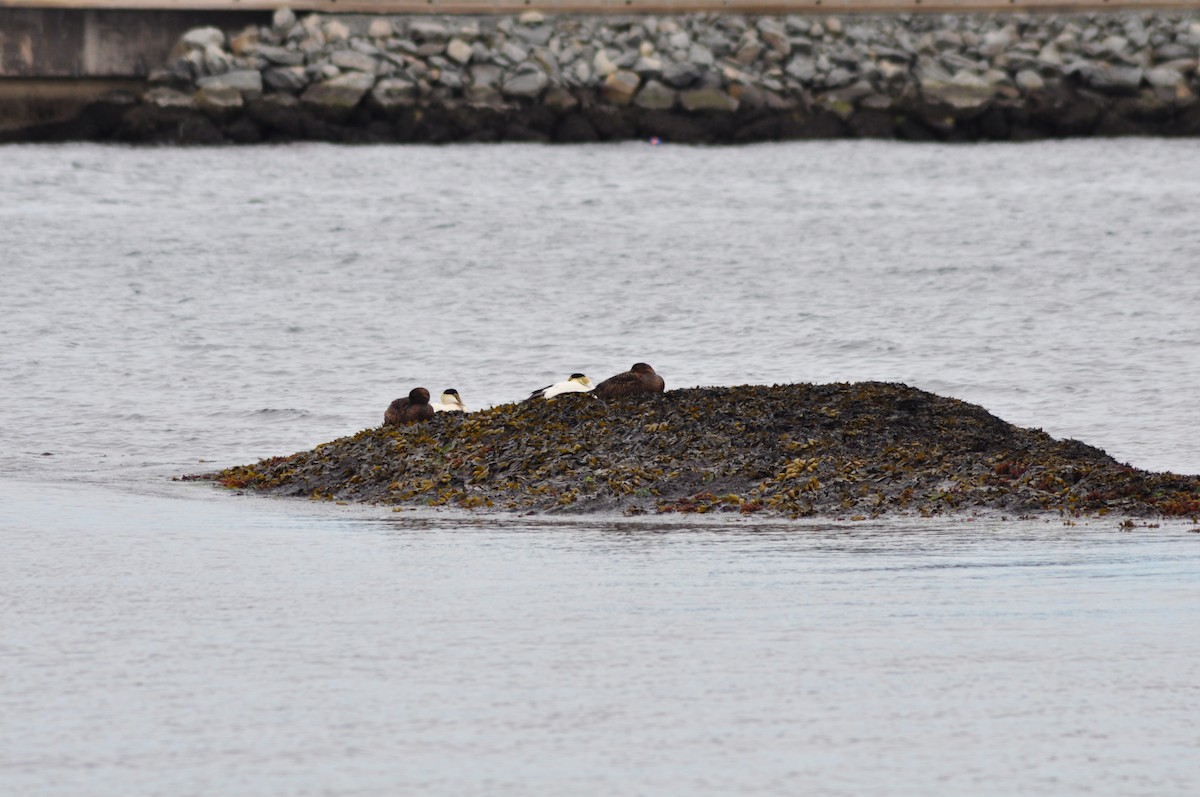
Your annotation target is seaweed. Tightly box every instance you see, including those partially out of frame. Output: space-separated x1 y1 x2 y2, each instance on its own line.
190 382 1200 520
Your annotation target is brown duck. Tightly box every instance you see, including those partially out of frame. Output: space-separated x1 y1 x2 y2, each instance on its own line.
383 387 435 426
593 363 665 399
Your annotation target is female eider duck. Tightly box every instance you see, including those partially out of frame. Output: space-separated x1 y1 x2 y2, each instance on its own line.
383 387 435 426
527 373 594 401
593 363 665 399
431 388 467 413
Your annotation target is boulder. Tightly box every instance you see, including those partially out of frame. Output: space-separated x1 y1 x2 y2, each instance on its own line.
368 19 393 39
409 21 449 43
302 71 376 113
181 27 225 51
1086 64 1144 96
502 65 549 99
368 77 417 113
197 70 263 96
331 50 378 74
662 61 702 88
634 80 676 110
603 70 641 105
271 8 295 34
447 39 473 65
196 85 243 118
145 87 195 110
263 66 309 94
919 72 995 119
679 87 739 113
251 45 305 67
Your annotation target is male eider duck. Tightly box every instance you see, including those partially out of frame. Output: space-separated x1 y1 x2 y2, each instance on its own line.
593 363 665 399
383 387 435 426
527 373 594 401
431 388 467 413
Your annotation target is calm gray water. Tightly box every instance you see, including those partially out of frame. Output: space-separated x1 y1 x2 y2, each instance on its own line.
2 140 1199 795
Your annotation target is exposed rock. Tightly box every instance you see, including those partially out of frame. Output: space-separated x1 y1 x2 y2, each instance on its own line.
301 71 376 113
196 84 243 117
181 27 225 51
502 64 549 99
447 39 473 65
331 50 378 74
199 382 1200 520
196 70 263 96
368 77 417 113
603 70 641 105
34 11 1200 145
145 87 195 110
1086 64 1145 95
680 87 739 112
263 66 308 94
368 19 393 40
634 79 676 110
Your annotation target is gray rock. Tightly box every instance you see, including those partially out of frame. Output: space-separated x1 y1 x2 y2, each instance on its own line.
196 85 243 116
302 71 375 111
331 50 378 74
634 57 663 77
145 87 194 109
603 70 641 105
272 8 295 33
368 19 393 40
514 25 553 47
544 87 579 112
679 87 738 112
251 44 305 67
634 79 676 110
470 63 503 89
1015 69 1045 93
1087 64 1144 96
501 42 529 64
662 61 702 88
502 64 549 99
323 20 350 43
1145 66 1184 88
688 44 715 67
263 66 309 93
980 28 1015 58
823 67 856 89
757 20 790 56
368 77 417 112
182 27 225 51
785 56 816 82
409 21 449 43
197 70 263 96
447 39 473 65
919 73 995 118
593 49 618 77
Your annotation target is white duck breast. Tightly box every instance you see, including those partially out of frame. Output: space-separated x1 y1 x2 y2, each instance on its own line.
431 389 467 412
531 374 594 400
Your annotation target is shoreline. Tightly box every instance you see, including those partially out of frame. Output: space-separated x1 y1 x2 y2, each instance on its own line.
7 9 1200 143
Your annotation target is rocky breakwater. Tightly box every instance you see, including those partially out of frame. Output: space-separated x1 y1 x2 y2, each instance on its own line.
194 382 1200 520
42 8 1200 143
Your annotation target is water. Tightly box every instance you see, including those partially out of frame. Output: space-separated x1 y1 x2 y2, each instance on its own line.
2 140 1199 795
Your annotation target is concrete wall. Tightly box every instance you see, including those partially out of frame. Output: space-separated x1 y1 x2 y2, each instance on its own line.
0 9 265 77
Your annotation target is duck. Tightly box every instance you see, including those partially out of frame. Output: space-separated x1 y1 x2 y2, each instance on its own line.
431 388 467 413
592 363 665 399
527 373 594 401
383 387 435 426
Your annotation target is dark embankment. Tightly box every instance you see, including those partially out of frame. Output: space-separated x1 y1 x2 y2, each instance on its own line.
192 382 1200 519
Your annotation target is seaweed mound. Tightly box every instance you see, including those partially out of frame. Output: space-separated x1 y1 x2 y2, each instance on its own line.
199 382 1200 519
